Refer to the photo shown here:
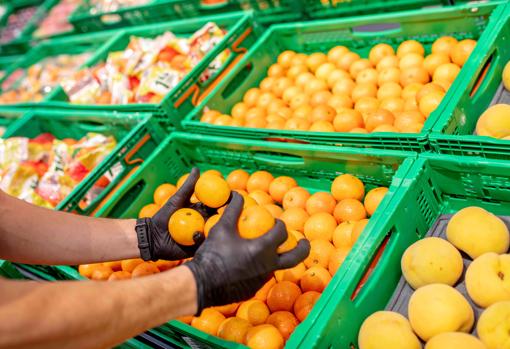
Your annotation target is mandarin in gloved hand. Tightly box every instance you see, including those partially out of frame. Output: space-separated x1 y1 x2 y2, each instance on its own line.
136 168 208 261
185 192 311 312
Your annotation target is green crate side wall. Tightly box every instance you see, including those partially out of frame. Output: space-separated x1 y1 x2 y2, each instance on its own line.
0 29 121 101
303 0 451 19
182 3 495 150
70 0 205 32
0 107 27 130
45 13 256 128
93 133 415 348
234 0 302 24
69 0 299 33
429 2 510 158
290 154 510 348
3 111 141 140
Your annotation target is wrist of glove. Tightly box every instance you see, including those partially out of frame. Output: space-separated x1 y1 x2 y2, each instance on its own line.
135 168 209 261
185 192 310 313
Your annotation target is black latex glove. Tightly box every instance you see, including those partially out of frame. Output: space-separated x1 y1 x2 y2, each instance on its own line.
185 192 311 312
138 168 207 261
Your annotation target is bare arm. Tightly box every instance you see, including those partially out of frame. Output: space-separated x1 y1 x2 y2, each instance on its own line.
0 190 139 265
0 266 197 349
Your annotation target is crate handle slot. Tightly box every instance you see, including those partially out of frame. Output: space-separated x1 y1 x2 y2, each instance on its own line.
252 152 305 167
124 134 151 166
469 49 497 99
221 60 253 101
351 234 391 301
352 23 401 37
173 26 252 109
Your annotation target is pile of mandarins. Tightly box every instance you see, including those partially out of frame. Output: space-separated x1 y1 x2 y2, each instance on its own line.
79 168 388 348
201 37 476 134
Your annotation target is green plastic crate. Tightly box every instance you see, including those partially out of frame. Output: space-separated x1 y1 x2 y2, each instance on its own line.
100 132 415 348
182 3 498 152
18 132 416 348
429 1 510 159
69 0 211 33
302 0 452 19
289 152 510 348
0 29 120 107
44 12 258 129
2 109 166 216
69 0 299 34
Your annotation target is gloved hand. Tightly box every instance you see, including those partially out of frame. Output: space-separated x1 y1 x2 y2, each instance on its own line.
137 168 210 261
185 192 311 312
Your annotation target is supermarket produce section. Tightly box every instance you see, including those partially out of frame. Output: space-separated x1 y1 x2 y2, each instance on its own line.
0 0 509 348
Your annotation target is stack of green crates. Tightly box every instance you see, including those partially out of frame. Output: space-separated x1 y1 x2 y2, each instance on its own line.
182 2 499 152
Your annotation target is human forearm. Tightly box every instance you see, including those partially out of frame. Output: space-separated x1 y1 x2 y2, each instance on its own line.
0 266 197 349
0 190 139 265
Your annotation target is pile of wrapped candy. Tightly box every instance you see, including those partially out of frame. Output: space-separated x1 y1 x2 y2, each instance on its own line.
63 22 230 105
34 0 81 38
0 132 117 208
0 52 91 103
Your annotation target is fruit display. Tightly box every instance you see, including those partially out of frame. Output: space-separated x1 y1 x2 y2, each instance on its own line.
200 36 476 134
62 22 229 105
0 52 91 103
33 0 81 38
79 167 389 347
358 206 510 349
475 60 510 140
0 6 38 44
0 132 116 209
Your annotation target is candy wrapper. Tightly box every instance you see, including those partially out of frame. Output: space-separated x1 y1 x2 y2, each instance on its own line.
0 53 91 104
0 132 116 209
189 22 231 83
64 22 229 105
